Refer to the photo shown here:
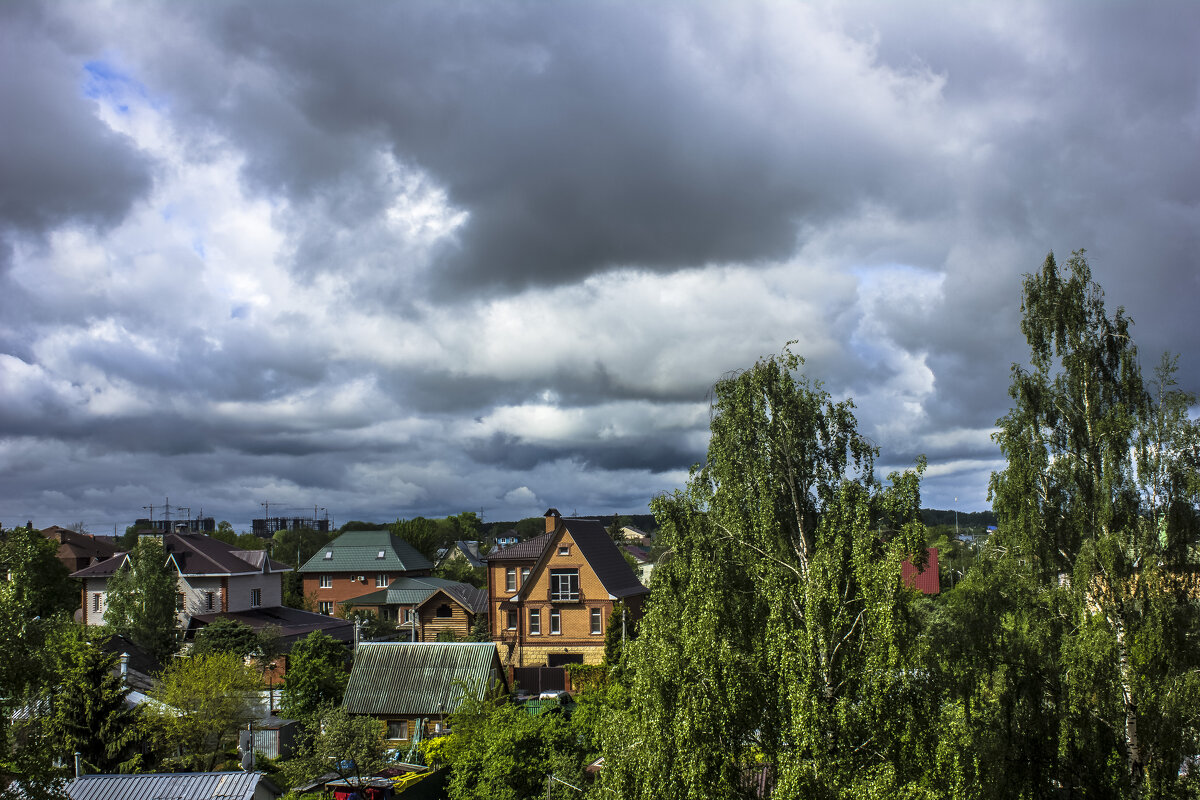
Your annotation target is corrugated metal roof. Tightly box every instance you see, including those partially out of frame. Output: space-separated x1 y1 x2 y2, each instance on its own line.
297 530 433 574
343 642 506 717
66 771 279 800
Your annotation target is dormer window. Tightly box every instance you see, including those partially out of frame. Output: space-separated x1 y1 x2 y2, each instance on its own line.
323 551 333 560
377 550 386 559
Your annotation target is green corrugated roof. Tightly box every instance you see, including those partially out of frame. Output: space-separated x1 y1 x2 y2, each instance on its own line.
343 642 506 716
298 529 433 574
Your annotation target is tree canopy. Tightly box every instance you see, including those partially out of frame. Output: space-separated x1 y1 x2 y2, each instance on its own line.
103 537 179 664
599 347 930 799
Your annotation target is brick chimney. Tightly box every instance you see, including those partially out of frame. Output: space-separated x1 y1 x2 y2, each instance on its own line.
544 508 561 533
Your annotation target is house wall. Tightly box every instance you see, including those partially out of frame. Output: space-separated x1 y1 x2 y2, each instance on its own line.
487 529 625 669
82 571 285 627
302 572 397 616
418 600 472 642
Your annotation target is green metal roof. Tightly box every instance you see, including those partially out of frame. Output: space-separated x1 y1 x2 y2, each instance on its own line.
343 642 506 717
346 576 473 607
298 529 433 574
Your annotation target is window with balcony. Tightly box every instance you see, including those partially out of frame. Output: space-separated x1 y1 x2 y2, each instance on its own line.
529 609 541 635
320 574 332 589
550 607 561 634
505 568 516 592
550 569 579 601
591 608 602 635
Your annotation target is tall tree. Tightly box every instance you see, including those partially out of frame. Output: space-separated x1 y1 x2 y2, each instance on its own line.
279 631 349 720
599 348 929 799
44 629 143 774
141 650 261 772
281 706 388 791
103 538 179 664
990 251 1200 797
0 525 75 618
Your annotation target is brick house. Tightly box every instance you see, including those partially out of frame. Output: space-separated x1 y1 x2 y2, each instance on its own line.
41 526 118 572
486 509 649 668
297 529 433 617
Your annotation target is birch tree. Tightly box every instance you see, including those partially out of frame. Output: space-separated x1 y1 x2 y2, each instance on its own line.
599 348 930 799
990 250 1200 797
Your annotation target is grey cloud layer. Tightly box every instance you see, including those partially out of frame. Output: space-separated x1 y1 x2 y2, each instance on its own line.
1 1 1197 528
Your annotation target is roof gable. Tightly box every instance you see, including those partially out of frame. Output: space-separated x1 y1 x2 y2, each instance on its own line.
298 529 433 574
518 518 647 601
343 642 506 716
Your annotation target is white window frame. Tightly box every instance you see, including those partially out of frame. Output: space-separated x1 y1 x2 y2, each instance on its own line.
550 607 561 635
590 608 602 635
550 569 580 602
250 588 262 608
320 574 332 589
92 593 102 612
376 573 388 587
505 568 516 592
529 609 541 635
319 601 334 615
506 609 518 630
520 567 530 586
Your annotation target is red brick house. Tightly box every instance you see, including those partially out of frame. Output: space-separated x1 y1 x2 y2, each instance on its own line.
297 529 433 617
486 509 648 668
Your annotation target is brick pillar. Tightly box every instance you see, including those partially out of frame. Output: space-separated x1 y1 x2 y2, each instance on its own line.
221 577 228 612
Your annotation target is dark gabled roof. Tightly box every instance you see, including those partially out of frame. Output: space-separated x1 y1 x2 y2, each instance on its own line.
419 584 488 615
297 529 433 574
42 527 117 560
187 607 354 647
343 642 507 717
66 771 281 800
484 531 554 562
557 518 648 599
70 533 289 579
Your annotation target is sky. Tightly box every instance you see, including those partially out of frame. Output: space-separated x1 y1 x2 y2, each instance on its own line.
1 1 1198 533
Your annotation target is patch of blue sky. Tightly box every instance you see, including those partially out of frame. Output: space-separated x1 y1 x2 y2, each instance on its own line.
192 237 206 260
82 59 161 113
230 304 249 320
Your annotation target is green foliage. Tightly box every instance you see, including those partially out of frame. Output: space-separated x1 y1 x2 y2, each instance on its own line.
279 706 388 790
192 618 261 658
391 516 443 560
434 556 487 588
141 650 262 771
436 693 591 800
103 538 179 663
599 347 930 799
280 631 349 720
988 250 1200 798
43 628 143 774
0 525 76 618
564 662 607 694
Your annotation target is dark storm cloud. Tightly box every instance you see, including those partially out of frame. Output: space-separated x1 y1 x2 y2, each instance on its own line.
3 1 1200 529
126 2 948 294
0 5 152 238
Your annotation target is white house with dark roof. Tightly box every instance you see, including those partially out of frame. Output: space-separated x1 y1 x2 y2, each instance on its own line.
72 533 352 647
